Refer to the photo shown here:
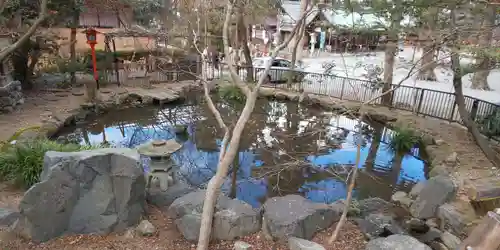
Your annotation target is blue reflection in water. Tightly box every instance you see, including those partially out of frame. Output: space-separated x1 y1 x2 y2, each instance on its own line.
67 103 427 208
300 179 351 204
307 131 426 185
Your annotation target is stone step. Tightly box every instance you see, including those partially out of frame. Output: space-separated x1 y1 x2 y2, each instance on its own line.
465 177 500 201
136 89 179 104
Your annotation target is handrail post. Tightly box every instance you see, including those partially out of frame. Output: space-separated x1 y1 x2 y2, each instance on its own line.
416 89 425 115
470 99 479 122
340 79 346 100
449 94 457 122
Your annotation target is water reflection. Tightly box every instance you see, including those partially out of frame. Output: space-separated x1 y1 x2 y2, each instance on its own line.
57 97 428 207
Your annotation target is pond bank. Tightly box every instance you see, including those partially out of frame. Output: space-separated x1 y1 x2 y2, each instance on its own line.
257 87 496 202
0 82 494 243
1 83 494 200
0 81 199 143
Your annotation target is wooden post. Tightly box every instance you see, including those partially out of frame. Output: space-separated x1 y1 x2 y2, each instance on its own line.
458 211 500 250
111 38 120 86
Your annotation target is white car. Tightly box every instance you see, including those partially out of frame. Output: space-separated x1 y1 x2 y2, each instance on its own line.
249 57 306 83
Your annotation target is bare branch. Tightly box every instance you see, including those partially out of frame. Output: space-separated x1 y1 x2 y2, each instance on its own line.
0 0 48 62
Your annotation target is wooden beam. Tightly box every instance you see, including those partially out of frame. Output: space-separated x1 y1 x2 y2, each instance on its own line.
458 211 500 250
466 177 500 201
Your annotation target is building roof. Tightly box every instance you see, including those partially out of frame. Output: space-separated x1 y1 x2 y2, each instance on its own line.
279 1 413 31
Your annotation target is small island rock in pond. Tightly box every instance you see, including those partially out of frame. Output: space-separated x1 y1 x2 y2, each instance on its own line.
262 195 342 240
13 148 146 243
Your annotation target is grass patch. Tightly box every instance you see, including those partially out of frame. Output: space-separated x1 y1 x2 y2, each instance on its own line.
0 139 102 188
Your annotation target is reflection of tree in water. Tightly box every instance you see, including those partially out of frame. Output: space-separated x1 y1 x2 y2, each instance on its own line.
356 121 393 199
250 100 359 202
70 96 414 206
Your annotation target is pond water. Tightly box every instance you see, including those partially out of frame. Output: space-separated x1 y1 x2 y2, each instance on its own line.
56 96 428 208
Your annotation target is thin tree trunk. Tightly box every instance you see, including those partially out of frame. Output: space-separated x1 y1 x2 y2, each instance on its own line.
70 7 79 86
27 48 41 78
450 8 500 168
471 6 496 90
236 9 253 82
288 18 307 86
12 43 32 89
381 1 402 106
229 150 239 199
417 7 438 81
289 0 308 56
196 1 307 248
287 0 309 86
328 118 363 244
382 40 396 105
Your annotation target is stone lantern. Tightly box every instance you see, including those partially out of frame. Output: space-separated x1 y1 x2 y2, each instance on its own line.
136 139 182 191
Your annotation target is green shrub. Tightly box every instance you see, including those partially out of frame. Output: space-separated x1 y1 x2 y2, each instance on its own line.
387 125 428 159
218 84 246 104
477 109 500 137
0 139 102 188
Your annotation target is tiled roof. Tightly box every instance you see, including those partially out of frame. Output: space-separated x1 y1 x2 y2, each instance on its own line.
279 0 412 31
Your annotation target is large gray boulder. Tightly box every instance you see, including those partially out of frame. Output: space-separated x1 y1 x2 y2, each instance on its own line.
437 202 476 235
262 195 342 240
288 237 326 250
365 234 432 250
358 198 392 217
410 175 457 219
146 182 195 209
13 148 146 243
168 190 260 241
355 213 406 240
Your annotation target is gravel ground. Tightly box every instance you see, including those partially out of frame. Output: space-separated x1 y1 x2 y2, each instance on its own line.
0 205 366 250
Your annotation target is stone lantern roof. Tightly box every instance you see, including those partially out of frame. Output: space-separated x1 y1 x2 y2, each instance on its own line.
136 139 182 158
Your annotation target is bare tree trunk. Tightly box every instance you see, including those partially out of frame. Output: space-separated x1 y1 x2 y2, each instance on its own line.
381 0 404 106
287 0 309 86
328 117 363 244
289 0 308 55
0 0 48 62
471 6 496 90
382 41 396 105
70 6 79 86
288 20 306 86
0 0 9 14
450 9 500 168
229 150 239 198
195 2 308 248
417 7 438 81
236 9 253 82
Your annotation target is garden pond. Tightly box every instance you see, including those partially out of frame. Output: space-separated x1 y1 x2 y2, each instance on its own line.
56 96 429 208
